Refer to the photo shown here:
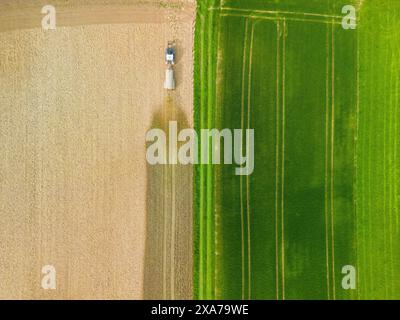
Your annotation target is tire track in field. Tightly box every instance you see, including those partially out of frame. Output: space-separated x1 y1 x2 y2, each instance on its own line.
324 23 331 299
275 20 281 300
330 21 336 300
144 94 193 300
246 21 255 300
239 18 249 300
281 18 286 300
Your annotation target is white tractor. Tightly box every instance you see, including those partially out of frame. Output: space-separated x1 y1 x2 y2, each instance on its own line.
164 42 176 90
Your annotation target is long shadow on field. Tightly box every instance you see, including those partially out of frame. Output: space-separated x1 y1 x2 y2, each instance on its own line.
143 94 192 299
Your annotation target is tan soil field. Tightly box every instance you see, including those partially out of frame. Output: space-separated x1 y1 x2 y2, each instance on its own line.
0 0 195 299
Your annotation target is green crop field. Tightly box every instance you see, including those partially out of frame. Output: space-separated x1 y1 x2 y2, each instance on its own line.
194 0 400 300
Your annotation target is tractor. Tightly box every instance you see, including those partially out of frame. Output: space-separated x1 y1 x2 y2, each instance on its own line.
164 41 176 90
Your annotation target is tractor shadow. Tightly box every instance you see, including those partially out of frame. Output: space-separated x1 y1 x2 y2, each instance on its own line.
143 94 192 299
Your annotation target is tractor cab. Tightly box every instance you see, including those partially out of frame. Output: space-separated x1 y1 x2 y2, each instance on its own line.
165 42 175 65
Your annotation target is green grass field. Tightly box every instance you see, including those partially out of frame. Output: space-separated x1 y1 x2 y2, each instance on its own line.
194 0 400 300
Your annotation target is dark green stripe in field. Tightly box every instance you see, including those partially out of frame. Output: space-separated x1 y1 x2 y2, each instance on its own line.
283 21 331 299
194 0 400 300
